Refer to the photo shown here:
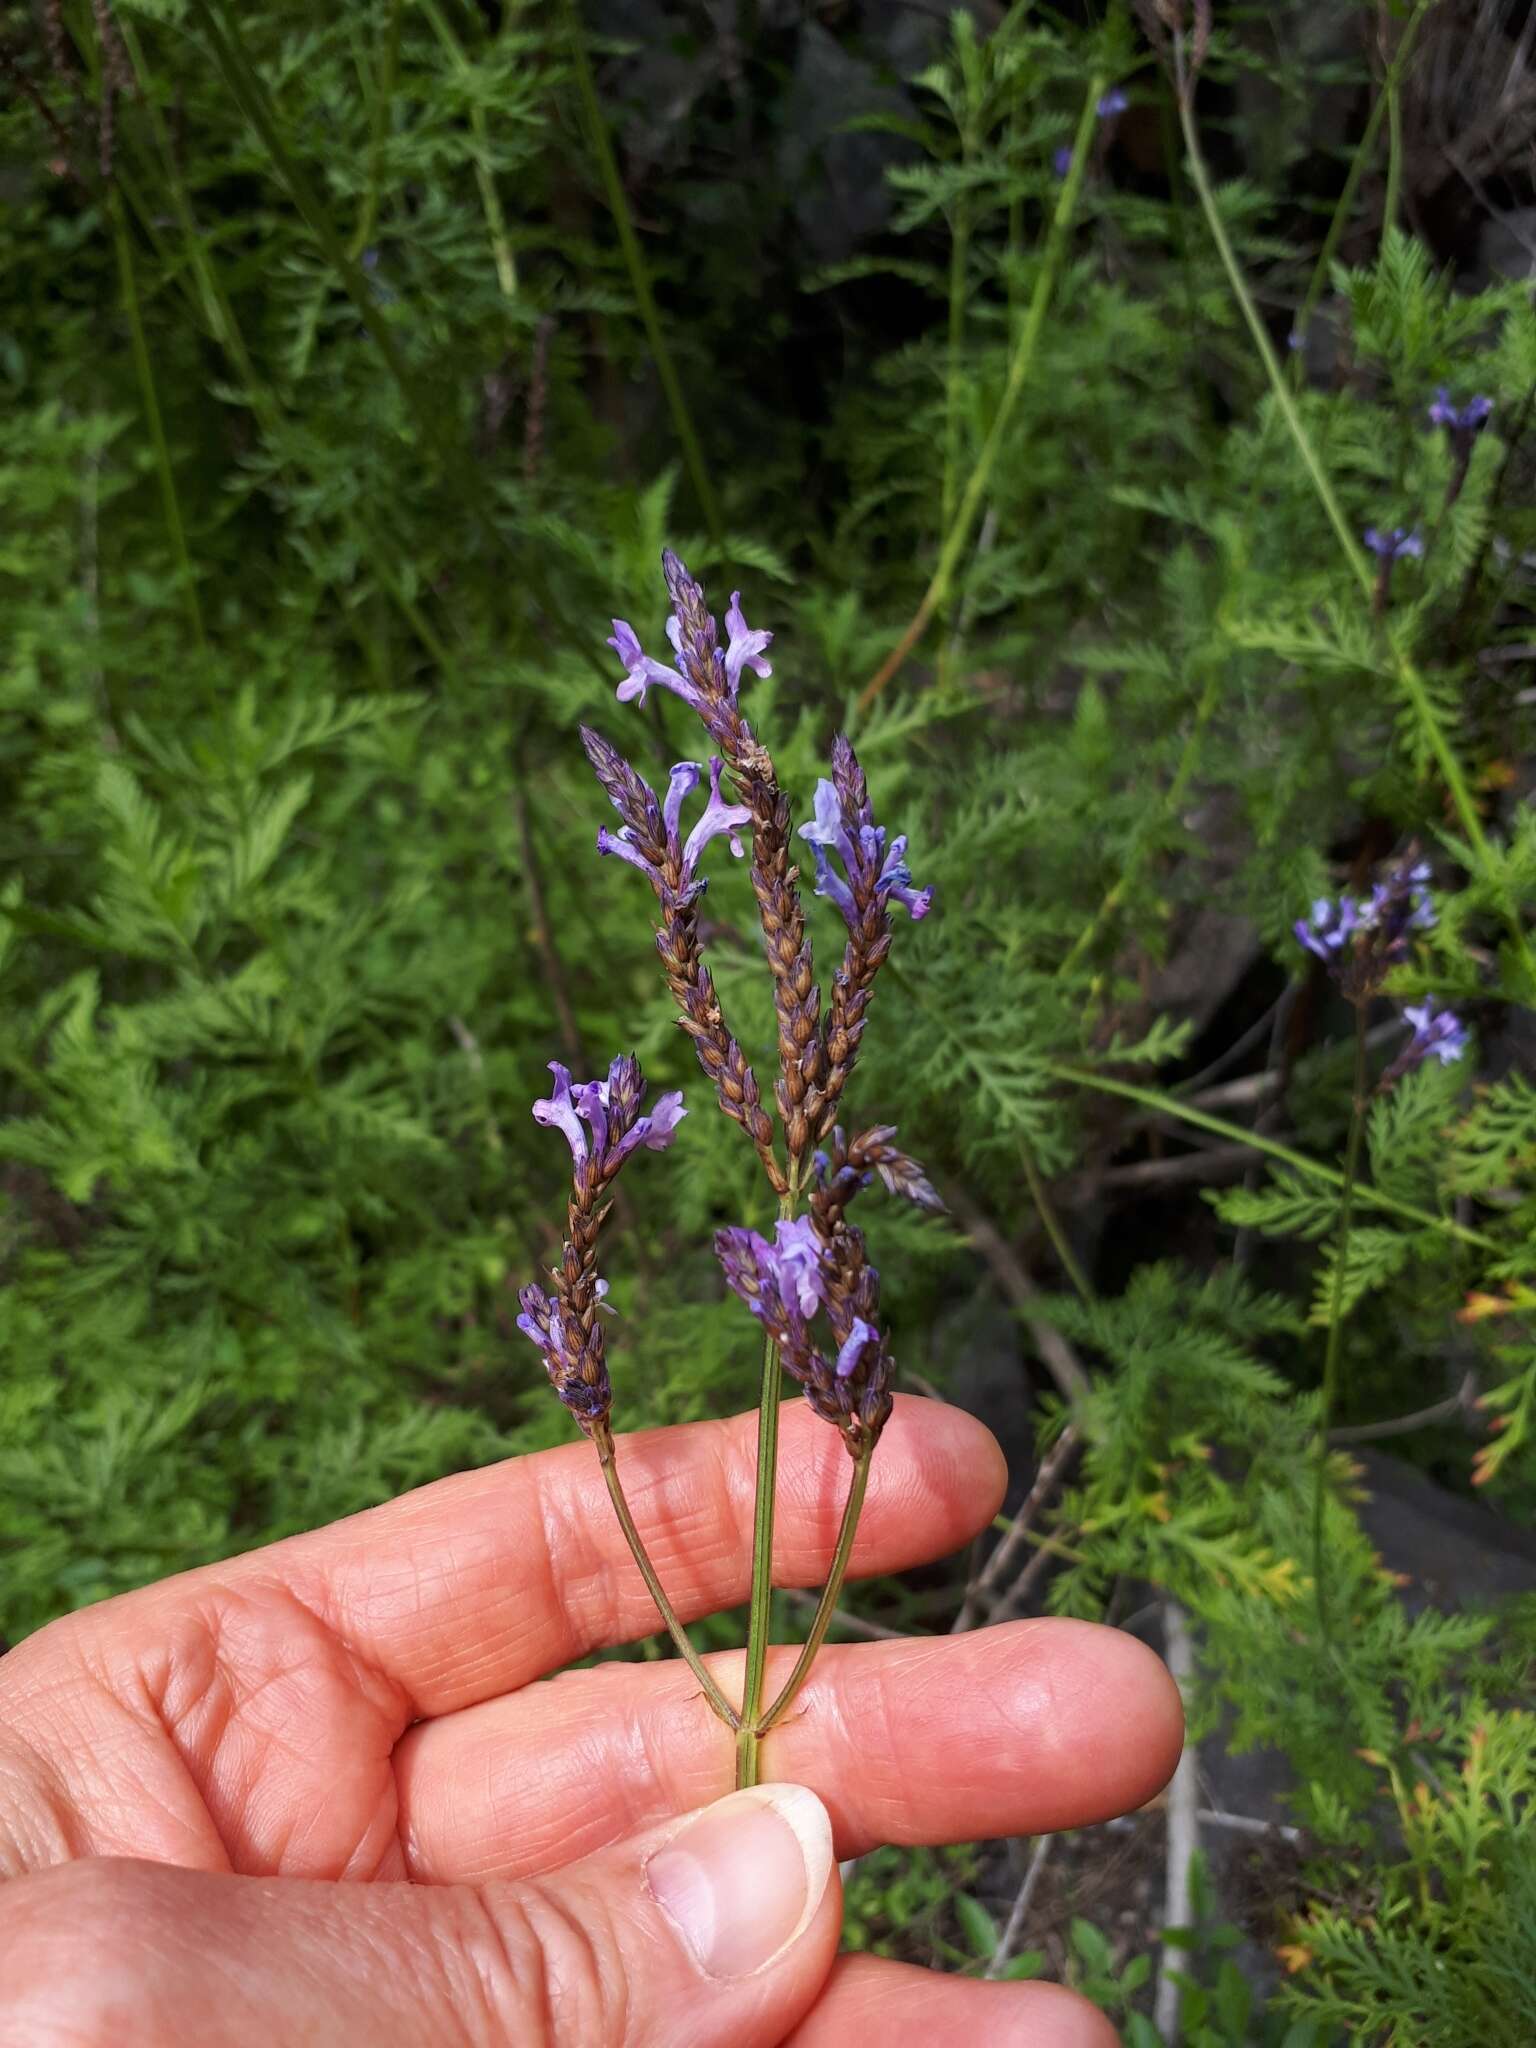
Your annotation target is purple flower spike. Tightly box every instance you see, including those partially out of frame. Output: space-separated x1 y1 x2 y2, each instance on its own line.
1096 87 1129 117
1401 999 1469 1068
799 774 932 931
723 593 773 697
1295 896 1360 964
608 618 705 712
532 1062 589 1164
834 1317 879 1380
1363 525 1424 563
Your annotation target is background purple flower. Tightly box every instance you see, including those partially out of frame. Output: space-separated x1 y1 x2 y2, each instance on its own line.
1363 525 1423 563
1428 389 1492 437
1401 999 1468 1068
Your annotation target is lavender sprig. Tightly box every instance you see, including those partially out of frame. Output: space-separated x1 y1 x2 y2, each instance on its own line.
804 739 932 1140
1296 851 1435 1003
529 550 942 1785
1295 853 1469 1092
519 1054 685 1432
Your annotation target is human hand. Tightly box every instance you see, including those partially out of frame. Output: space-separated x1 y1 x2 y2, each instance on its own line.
0 1396 1181 2045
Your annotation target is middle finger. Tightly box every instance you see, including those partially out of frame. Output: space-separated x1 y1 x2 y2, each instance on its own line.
394 1619 1183 1882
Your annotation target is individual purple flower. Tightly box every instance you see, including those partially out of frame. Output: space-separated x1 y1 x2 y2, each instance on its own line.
1364 855 1436 963
1096 87 1129 116
1363 525 1424 563
834 1317 879 1381
715 1217 827 1328
1400 998 1469 1069
772 1216 829 1318
595 753 751 906
1295 895 1361 965
607 618 706 714
724 592 773 695
1428 389 1492 438
798 777 932 929
609 568 772 715
1053 145 1074 179
531 1060 590 1163
531 1056 686 1176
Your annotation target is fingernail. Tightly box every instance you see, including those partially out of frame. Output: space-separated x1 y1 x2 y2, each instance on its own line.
646 1783 833 1980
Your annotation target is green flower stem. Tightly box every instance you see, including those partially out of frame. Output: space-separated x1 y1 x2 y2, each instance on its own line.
1290 0 1434 361
857 60 1109 713
420 0 518 301
1020 1140 1092 1305
736 1189 796 1790
190 0 610 682
754 1442 873 1740
560 0 723 550
1175 55 1536 994
1312 1011 1368 1643
1048 1061 1499 1255
110 189 205 653
593 1421 740 1730
349 0 405 260
1057 657 1223 977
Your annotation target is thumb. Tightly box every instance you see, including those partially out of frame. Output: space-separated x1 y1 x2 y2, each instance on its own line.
1 1783 840 2048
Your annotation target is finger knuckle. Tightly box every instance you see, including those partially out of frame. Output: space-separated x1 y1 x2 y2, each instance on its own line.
462 1879 632 2048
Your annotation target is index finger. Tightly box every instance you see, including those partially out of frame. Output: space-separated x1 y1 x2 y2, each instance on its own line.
51 1396 1005 1720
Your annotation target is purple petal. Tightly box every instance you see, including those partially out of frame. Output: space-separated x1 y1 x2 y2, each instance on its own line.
611 1089 688 1166
576 1078 608 1160
834 1317 879 1380
532 1061 588 1164
774 1215 827 1318
808 843 858 928
664 761 702 846
608 617 701 710
723 592 773 695
682 757 752 876
596 824 659 882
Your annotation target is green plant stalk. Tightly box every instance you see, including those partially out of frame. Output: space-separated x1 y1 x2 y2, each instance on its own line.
594 1422 740 1729
190 0 611 682
1290 0 1434 359
1176 62 1536 991
421 0 518 300
117 26 462 683
560 0 723 550
1381 11 1407 243
190 0 423 411
350 0 405 260
110 190 206 652
1048 1061 1498 1254
1020 1140 1092 1304
943 184 971 542
736 1189 796 1789
1057 658 1223 977
755 1443 873 1739
857 62 1108 712
1313 1012 1369 1642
